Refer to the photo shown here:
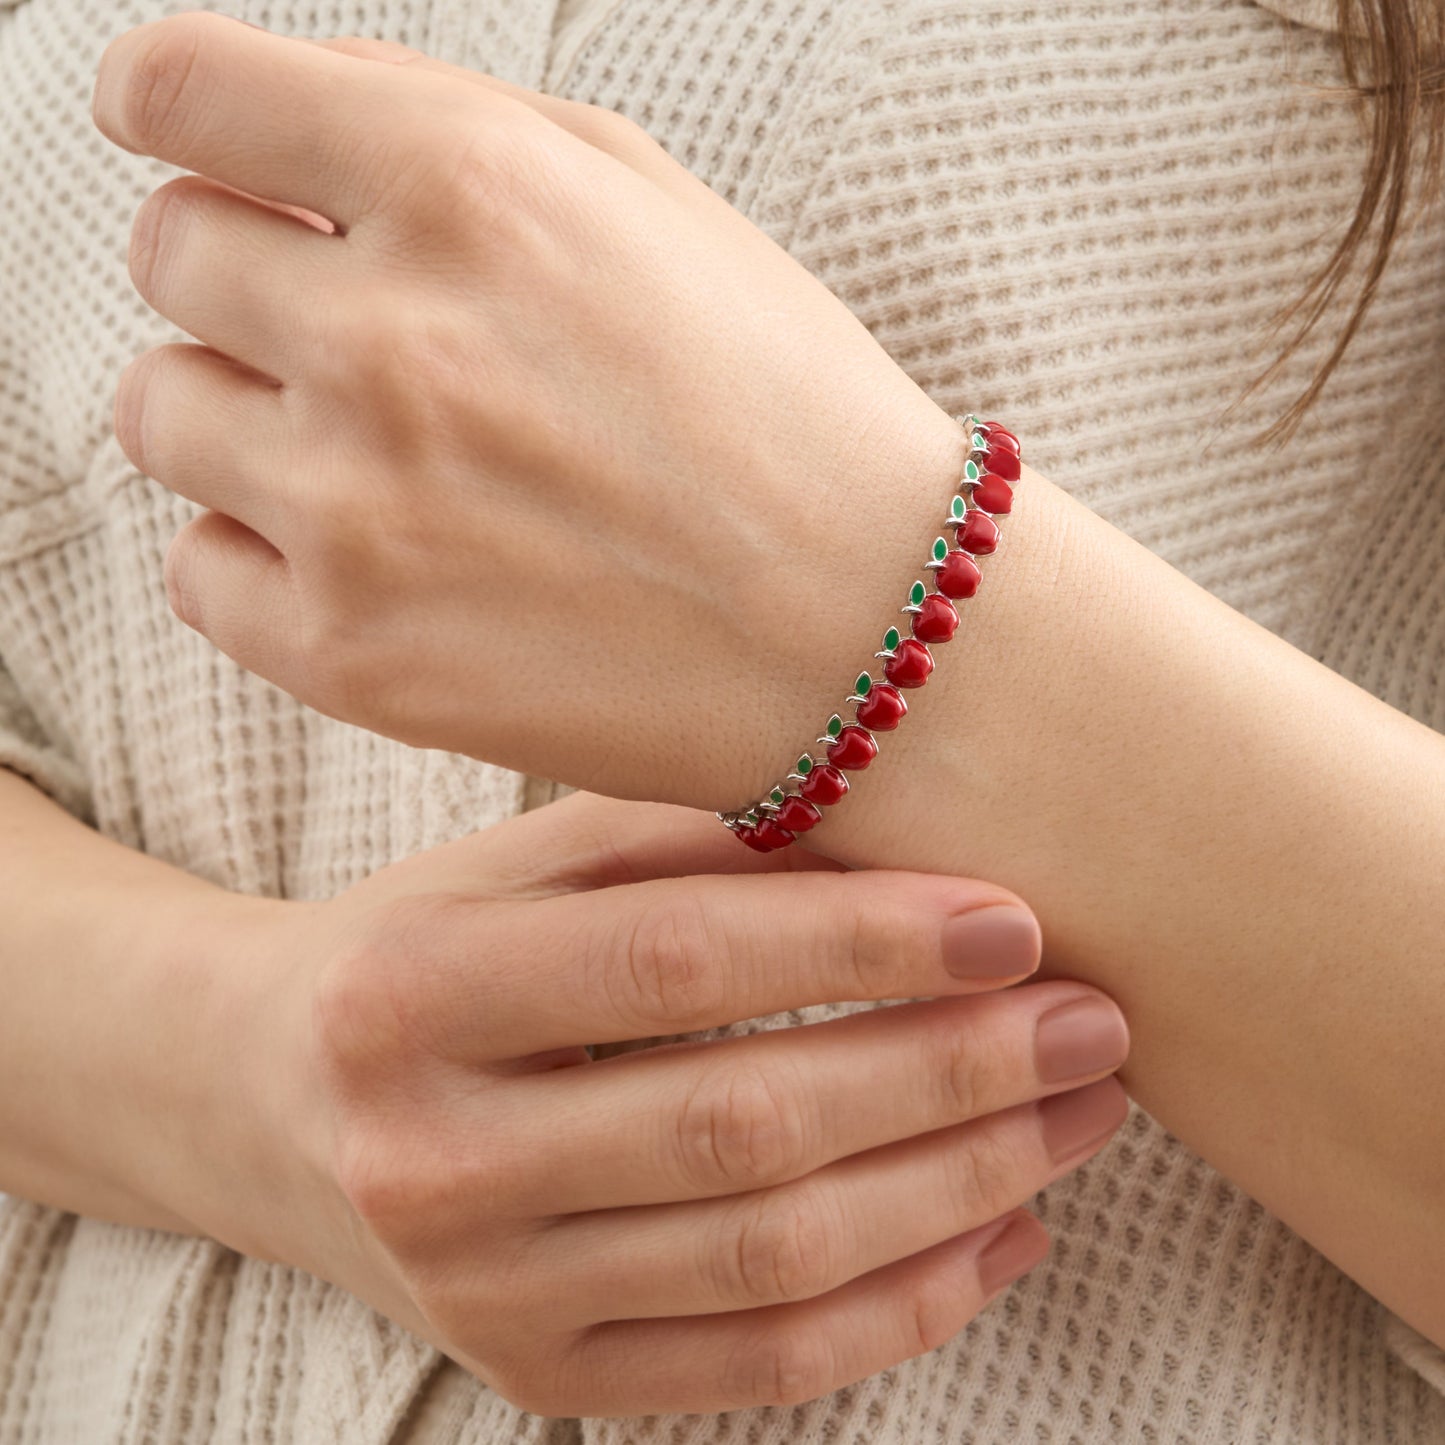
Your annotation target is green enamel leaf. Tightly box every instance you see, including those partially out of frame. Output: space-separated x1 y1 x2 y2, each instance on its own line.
854 671 872 696
770 787 786 805
744 810 760 826
932 536 948 563
883 626 900 651
909 580 926 606
950 495 966 521
971 431 987 451
826 714 843 738
796 754 814 775
964 459 980 482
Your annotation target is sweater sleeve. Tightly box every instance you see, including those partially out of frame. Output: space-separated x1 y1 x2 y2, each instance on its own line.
0 656 90 820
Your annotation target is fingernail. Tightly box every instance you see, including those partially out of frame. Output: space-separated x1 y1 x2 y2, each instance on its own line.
977 1214 1048 1296
1038 1078 1129 1164
940 905 1041 979
1034 994 1129 1084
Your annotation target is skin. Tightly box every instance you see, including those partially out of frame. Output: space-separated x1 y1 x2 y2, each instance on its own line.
5 1 1442 1419
5 23 1143 1416
0 766 1132 1415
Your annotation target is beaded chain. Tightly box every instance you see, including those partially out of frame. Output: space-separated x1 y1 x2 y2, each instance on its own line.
717 413 1021 851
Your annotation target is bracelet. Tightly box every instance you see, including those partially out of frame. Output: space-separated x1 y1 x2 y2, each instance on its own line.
717 412 1020 852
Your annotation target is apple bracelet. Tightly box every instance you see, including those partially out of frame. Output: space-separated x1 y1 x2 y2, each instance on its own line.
717 412 1020 852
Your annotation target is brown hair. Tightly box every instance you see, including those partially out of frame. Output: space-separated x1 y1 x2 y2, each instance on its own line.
1235 0 1445 448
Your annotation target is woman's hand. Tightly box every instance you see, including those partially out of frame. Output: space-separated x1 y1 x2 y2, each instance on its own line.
95 13 982 808
214 790 1130 1417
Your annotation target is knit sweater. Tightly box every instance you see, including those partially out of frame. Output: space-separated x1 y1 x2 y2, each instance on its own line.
1 0 1443 1439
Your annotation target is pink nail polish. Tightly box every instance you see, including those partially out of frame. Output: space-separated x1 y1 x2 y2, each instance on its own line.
1034 995 1130 1084
977 1215 1049 1296
1038 1078 1129 1164
939 905 1041 979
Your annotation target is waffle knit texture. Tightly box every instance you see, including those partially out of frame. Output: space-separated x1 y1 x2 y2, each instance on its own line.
1 0 1444 1439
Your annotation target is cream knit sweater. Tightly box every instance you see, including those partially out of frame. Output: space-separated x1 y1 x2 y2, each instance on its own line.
2 0 1444 1439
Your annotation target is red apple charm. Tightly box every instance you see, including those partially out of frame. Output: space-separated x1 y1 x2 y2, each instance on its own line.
971 472 1014 515
883 638 934 688
752 819 795 850
826 724 878 771
911 593 959 643
958 510 999 555
982 445 1021 482
774 795 822 833
935 550 982 599
799 763 849 805
856 682 907 730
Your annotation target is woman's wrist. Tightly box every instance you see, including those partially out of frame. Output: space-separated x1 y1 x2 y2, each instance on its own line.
713 389 1008 812
0 769 309 1248
133 884 317 1259
723 400 1083 856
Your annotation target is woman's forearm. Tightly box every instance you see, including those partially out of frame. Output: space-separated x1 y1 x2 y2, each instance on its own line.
804 415 1445 1344
0 767 283 1246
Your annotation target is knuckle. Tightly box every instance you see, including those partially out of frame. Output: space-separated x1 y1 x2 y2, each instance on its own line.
113 348 161 470
489 1359 583 1421
162 518 205 629
607 895 728 1032
309 899 441 1084
675 1062 809 1194
308 289 394 393
409 1232 526 1341
127 184 176 299
330 1118 496 1256
931 1005 997 1121
725 1189 838 1306
291 472 385 583
575 102 657 155
722 1326 836 1409
309 289 477 453
903 1271 965 1357
389 104 551 233
128 175 215 300
832 881 904 999
445 106 555 205
325 287 405 367
332 1122 418 1232
282 583 417 739
113 16 209 151
484 1366 548 1417
955 1122 1024 1220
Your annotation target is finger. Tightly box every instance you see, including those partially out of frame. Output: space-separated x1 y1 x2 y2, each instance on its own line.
128 174 344 379
306 35 702 203
410 863 1045 1059
544 1077 1126 1324
92 12 517 228
164 509 296 666
115 342 292 536
433 790 850 900
547 1208 1051 1416
484 982 1129 1212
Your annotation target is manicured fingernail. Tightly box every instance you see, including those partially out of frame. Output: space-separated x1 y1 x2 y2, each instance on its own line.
977 1214 1048 1296
1038 1078 1129 1164
940 905 1041 979
1034 994 1129 1084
